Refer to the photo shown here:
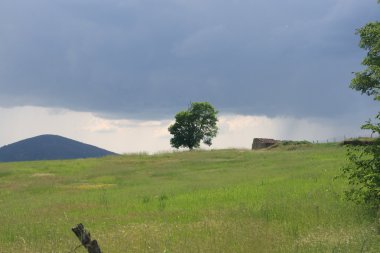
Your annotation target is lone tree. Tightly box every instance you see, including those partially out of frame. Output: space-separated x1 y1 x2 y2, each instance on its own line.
168 102 218 150
342 1 380 208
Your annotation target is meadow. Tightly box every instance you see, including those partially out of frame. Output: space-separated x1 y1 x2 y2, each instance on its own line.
0 143 378 252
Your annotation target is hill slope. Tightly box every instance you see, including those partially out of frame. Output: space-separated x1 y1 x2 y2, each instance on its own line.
0 134 117 162
0 145 378 252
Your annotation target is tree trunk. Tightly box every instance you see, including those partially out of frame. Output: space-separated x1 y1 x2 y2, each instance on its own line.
72 224 102 253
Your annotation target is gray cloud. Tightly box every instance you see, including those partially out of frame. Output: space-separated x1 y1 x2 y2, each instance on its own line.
0 0 378 119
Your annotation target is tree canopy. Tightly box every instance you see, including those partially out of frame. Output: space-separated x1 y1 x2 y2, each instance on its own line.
350 20 380 101
168 102 218 150
342 2 380 208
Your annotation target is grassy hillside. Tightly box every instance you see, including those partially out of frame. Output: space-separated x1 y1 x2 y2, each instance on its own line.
0 144 378 252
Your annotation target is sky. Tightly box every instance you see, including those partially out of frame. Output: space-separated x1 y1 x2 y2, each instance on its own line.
0 0 379 153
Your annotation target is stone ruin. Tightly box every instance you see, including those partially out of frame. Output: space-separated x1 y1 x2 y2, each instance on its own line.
252 138 278 150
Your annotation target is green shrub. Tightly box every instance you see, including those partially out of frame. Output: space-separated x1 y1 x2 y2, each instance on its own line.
341 137 380 208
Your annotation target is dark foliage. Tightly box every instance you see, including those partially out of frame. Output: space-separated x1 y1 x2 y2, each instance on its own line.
342 138 380 207
168 102 218 150
342 2 380 208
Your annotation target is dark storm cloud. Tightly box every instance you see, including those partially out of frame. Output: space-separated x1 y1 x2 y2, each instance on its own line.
0 0 378 119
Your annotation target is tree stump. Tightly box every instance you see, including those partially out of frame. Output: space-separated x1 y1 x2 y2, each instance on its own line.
72 224 102 253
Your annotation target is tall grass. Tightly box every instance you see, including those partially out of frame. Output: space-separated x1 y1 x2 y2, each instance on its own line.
0 144 378 252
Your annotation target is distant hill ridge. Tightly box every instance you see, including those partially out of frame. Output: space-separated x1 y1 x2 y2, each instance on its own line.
0 134 117 162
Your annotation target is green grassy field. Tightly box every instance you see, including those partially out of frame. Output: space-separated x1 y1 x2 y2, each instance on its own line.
0 143 378 252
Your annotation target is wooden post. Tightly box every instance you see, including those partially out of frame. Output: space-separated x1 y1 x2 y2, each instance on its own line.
72 223 102 253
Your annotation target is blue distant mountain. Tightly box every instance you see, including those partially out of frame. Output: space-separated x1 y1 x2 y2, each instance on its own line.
0 134 118 162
